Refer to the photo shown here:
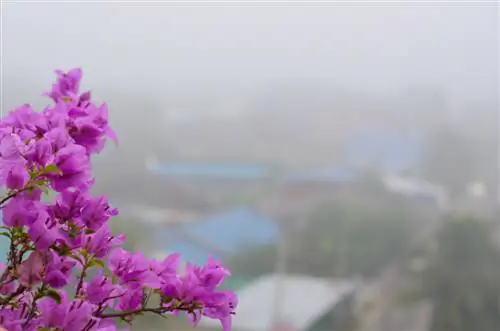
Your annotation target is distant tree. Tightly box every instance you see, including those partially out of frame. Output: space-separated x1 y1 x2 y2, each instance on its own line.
227 192 424 278
422 216 500 331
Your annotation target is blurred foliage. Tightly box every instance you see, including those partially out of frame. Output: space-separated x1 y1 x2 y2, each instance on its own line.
227 190 424 278
109 217 187 330
130 293 190 331
421 128 480 197
422 216 500 331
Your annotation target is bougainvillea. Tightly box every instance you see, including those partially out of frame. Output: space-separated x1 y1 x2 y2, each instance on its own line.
0 69 237 331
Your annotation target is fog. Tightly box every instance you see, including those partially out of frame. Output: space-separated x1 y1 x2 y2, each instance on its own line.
2 3 498 106
1 1 499 331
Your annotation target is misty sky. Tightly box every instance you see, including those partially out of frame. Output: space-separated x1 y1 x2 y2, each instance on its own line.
1 1 498 115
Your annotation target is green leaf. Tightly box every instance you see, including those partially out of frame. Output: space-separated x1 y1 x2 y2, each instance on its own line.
69 253 84 265
45 289 62 304
0 232 11 239
89 259 106 269
43 164 62 175
80 249 89 260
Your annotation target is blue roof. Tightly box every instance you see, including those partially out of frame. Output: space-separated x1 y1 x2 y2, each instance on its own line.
148 163 273 180
156 208 279 258
162 237 221 265
180 209 279 252
346 132 424 172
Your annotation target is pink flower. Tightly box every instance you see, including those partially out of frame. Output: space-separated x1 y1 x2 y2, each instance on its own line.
17 252 45 287
0 68 237 331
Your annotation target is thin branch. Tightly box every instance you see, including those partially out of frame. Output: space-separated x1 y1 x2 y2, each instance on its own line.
0 186 31 207
98 305 191 319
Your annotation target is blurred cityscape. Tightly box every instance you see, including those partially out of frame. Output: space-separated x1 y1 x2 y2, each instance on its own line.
2 2 499 331
88 84 499 331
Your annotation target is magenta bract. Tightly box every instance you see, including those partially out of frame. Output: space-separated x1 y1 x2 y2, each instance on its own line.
0 69 236 331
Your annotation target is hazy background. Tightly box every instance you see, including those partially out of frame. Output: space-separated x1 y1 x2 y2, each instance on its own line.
1 1 499 331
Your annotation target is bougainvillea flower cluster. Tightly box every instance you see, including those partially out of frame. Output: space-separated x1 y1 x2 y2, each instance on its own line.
0 69 237 331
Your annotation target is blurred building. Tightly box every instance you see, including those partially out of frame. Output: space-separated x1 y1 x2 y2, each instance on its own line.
95 168 214 212
151 208 279 265
344 131 425 174
146 161 278 208
199 275 358 331
382 174 448 211
260 168 358 220
162 87 439 168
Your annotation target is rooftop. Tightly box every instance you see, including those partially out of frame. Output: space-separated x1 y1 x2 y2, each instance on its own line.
153 208 279 264
200 274 357 331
